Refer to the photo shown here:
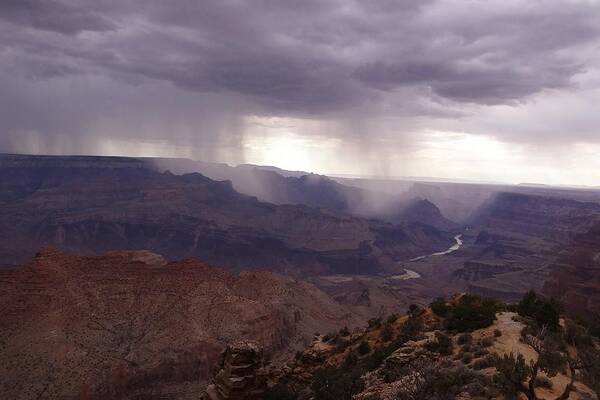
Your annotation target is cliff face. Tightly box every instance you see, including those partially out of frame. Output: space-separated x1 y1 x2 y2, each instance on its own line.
450 192 600 301
472 192 600 242
0 248 362 400
392 198 457 231
151 157 458 231
153 158 355 211
543 224 600 321
0 154 453 274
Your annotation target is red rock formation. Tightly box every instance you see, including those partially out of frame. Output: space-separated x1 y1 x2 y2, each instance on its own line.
0 248 361 400
543 224 600 321
456 192 600 301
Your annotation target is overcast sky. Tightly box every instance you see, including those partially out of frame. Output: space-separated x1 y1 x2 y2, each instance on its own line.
1 0 600 185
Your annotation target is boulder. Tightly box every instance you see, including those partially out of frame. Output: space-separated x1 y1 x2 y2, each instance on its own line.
204 341 267 400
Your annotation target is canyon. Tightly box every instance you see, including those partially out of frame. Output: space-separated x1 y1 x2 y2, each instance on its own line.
3 153 600 304
1 154 600 399
151 157 458 230
0 154 454 274
0 247 366 399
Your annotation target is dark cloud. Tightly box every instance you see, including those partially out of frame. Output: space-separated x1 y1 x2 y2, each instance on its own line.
0 0 115 35
355 60 584 104
2 0 596 110
1 0 600 177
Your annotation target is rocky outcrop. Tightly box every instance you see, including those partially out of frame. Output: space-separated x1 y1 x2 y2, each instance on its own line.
204 341 267 400
472 192 600 243
152 158 458 231
452 261 521 282
543 224 600 321
0 249 362 400
392 198 458 231
354 288 372 307
457 192 600 300
153 158 356 212
275 305 598 400
452 261 527 302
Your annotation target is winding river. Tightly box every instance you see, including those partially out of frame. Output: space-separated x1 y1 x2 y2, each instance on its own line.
390 234 464 280
409 234 464 262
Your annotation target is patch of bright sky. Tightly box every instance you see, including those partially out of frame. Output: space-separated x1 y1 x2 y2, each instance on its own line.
242 116 342 172
240 118 600 186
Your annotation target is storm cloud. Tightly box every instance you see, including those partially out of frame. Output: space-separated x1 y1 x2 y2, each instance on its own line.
1 0 600 183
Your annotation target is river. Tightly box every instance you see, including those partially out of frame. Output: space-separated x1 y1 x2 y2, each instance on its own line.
409 234 463 262
390 234 464 280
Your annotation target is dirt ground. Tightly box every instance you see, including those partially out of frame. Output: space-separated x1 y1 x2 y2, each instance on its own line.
474 312 597 400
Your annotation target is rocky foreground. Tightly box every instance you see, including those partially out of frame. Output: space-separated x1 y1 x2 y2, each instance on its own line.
1 247 599 399
233 295 599 400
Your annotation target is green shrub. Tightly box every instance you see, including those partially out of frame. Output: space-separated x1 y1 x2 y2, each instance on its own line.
431 297 451 317
494 329 502 337
446 295 499 332
312 366 364 400
342 351 358 368
458 333 473 345
462 352 473 364
265 382 298 400
334 340 351 353
380 323 393 342
492 353 530 399
357 341 371 355
491 349 566 400
580 346 600 398
474 348 489 358
517 291 561 331
399 313 423 341
565 321 592 347
538 343 567 377
386 314 399 324
480 337 494 348
505 303 518 313
472 355 494 370
323 332 337 343
408 304 422 318
367 318 382 329
425 331 454 356
534 376 553 389
395 364 495 399
363 341 404 372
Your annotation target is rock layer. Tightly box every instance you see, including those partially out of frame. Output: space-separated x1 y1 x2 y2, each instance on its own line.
0 248 361 400
204 341 267 400
0 153 452 274
454 192 600 300
543 224 600 320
